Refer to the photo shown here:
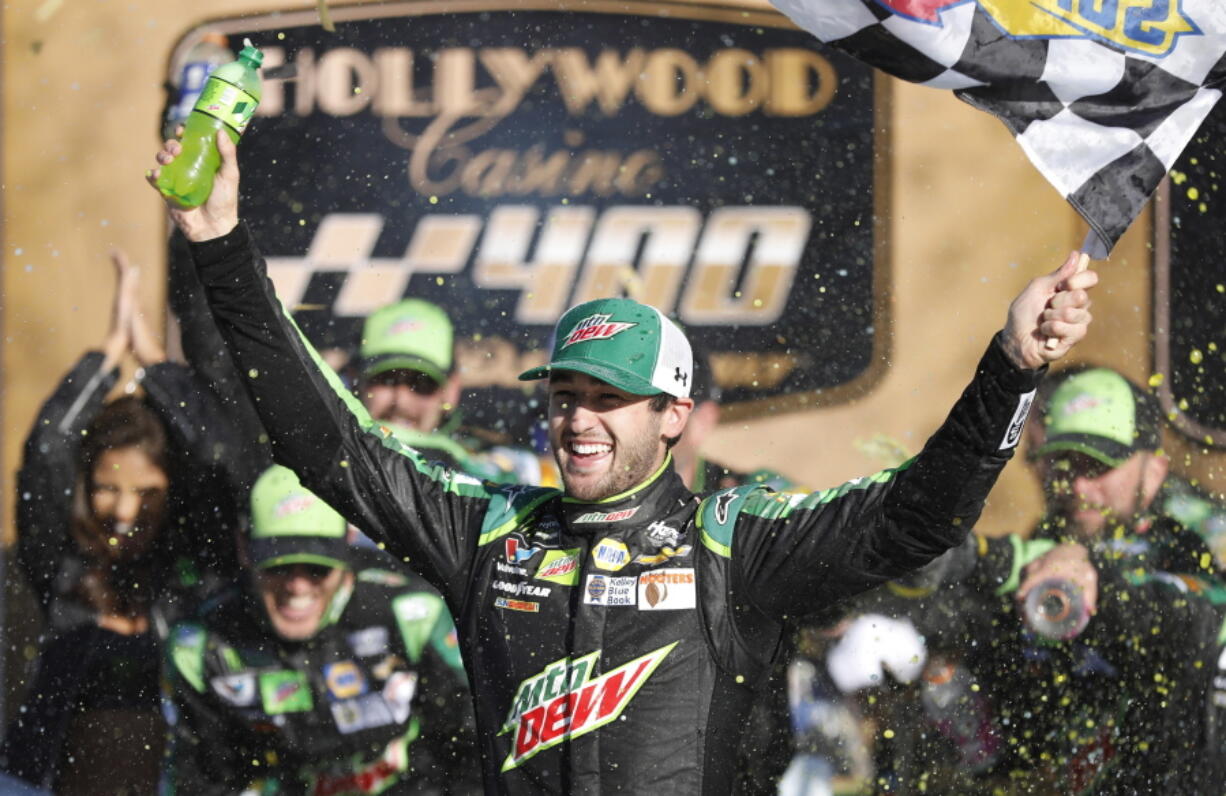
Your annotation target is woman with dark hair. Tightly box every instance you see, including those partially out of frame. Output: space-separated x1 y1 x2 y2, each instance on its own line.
1 253 243 794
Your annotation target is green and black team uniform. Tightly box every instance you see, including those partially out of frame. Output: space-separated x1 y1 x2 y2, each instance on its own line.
186 222 1046 794
895 369 1226 794
162 467 478 795
162 567 475 795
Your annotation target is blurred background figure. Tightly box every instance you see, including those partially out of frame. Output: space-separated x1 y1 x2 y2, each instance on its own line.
161 465 479 794
1 252 242 794
673 344 799 494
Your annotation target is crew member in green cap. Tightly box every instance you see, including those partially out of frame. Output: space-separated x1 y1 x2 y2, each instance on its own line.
149 129 1098 794
888 366 1226 792
160 465 478 794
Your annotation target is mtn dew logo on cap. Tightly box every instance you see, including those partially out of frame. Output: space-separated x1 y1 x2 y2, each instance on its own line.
519 298 693 398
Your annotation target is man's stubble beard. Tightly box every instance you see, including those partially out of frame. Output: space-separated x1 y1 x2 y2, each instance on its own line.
558 421 665 503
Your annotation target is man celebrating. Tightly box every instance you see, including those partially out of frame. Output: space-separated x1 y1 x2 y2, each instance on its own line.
161 465 477 794
148 131 1096 793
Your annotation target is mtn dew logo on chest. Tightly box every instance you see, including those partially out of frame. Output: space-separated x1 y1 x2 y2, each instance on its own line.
499 642 677 771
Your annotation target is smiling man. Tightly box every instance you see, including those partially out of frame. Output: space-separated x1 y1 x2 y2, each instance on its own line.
148 131 1096 793
161 465 477 795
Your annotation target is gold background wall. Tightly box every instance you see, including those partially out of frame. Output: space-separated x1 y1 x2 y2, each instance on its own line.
3 0 1217 556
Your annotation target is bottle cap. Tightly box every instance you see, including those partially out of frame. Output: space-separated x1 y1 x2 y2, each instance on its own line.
238 38 264 68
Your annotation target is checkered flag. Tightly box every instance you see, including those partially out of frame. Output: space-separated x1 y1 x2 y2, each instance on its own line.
770 0 1226 256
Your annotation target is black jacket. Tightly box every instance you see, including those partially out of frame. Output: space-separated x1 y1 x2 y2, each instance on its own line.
188 221 1041 794
162 567 478 794
16 352 243 632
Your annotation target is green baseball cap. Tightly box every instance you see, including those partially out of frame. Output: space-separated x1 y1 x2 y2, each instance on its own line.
360 299 454 384
1037 369 1163 468
248 465 349 570
518 298 693 397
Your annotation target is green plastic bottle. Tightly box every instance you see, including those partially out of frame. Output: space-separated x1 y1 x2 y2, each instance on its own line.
157 39 264 208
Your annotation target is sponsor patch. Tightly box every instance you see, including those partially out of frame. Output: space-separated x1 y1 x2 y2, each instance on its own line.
210 673 257 707
347 626 390 658
330 693 397 734
493 579 552 598
536 548 581 585
999 389 1035 450
498 643 676 771
584 575 637 606
506 535 540 564
573 507 640 524
496 560 529 577
324 661 368 701
633 545 693 566
309 738 408 796
645 521 682 547
372 654 405 682
496 597 541 613
592 538 630 571
382 671 418 723
259 670 313 715
638 568 697 610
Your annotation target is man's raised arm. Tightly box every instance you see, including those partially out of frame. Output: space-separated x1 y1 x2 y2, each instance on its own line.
724 253 1098 619
146 131 493 597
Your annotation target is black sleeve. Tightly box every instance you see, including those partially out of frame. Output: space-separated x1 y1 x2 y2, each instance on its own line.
16 353 116 611
160 632 260 795
187 223 494 601
730 335 1044 618
140 361 245 582
167 228 274 484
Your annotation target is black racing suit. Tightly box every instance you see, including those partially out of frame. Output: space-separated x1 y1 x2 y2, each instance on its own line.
187 222 1043 794
161 565 479 795
902 518 1225 794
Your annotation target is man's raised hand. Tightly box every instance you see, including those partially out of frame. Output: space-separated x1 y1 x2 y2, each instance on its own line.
1001 251 1099 370
145 129 240 242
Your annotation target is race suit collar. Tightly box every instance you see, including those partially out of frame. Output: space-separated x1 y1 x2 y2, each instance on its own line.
561 454 672 506
558 456 693 532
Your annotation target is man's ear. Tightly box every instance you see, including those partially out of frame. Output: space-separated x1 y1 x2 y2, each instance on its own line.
442 371 463 412
663 397 694 440
1140 451 1169 509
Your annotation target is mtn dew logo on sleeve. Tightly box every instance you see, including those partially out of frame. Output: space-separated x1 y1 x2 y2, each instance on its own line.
499 642 677 770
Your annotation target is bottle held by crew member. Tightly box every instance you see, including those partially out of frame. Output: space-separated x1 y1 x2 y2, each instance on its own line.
162 32 235 140
1022 578 1090 641
156 40 263 208
920 658 1001 773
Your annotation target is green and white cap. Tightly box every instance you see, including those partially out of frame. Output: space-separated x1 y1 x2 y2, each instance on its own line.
519 298 693 397
1037 369 1162 467
360 298 454 384
248 465 349 570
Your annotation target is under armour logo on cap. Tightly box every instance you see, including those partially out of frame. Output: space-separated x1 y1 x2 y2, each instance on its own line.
674 367 688 386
